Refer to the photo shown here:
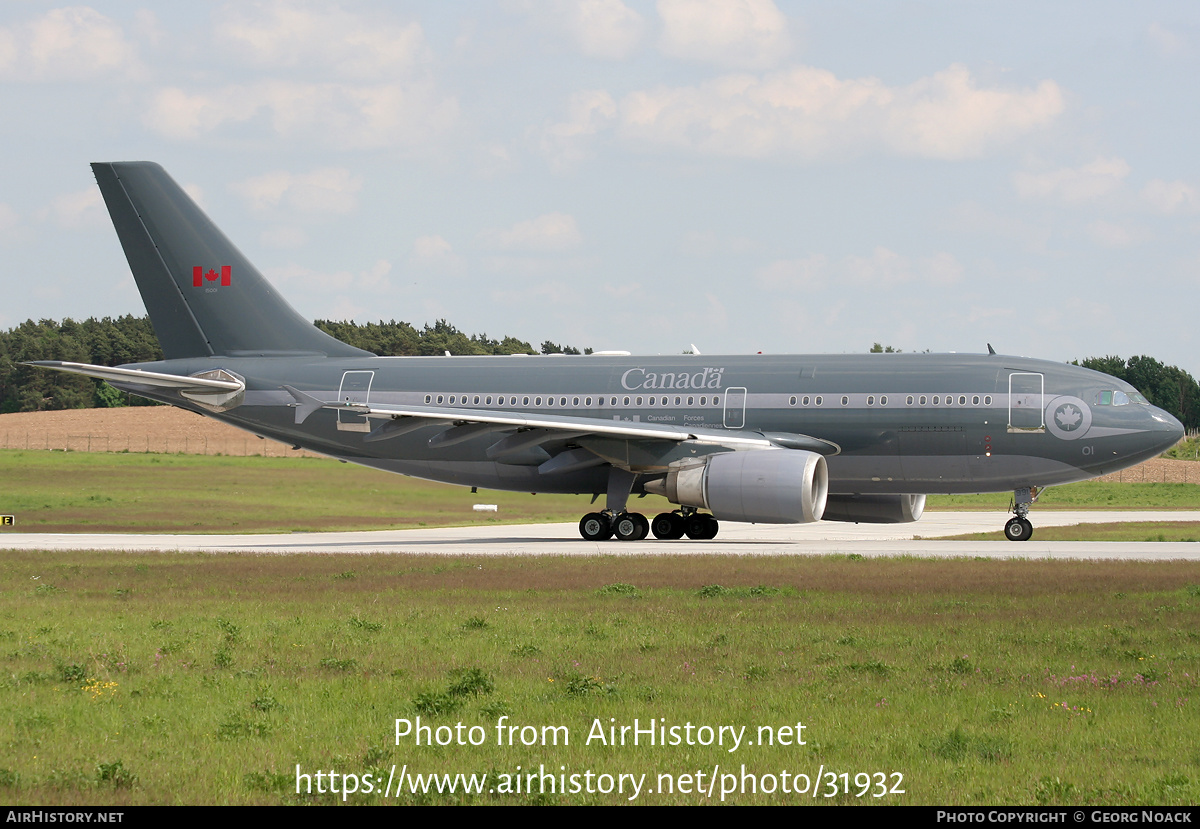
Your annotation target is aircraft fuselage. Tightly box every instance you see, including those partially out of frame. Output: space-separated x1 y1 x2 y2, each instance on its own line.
114 351 1180 499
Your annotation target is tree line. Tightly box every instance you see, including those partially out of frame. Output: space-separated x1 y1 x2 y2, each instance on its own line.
1076 355 1199 433
0 316 586 413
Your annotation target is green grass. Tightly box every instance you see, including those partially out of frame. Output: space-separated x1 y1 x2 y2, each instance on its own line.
943 522 1200 542
1 552 1198 805
0 449 590 532
927 482 1200 511
2 449 1199 535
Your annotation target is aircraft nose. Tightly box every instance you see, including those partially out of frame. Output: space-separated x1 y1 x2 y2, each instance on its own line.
1148 406 1185 453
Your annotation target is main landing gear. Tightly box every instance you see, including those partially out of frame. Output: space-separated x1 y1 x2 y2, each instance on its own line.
577 509 719 541
577 468 719 541
1004 486 1039 542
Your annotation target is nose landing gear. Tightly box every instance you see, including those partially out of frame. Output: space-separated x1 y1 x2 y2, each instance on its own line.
1004 486 1039 541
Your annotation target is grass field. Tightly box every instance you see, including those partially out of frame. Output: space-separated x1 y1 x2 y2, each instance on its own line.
1 552 1198 806
945 522 1200 542
3 449 1200 535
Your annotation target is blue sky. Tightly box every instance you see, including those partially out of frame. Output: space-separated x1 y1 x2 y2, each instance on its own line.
1 1 1198 373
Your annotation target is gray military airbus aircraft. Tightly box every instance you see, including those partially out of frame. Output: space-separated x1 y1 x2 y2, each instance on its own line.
30 162 1185 542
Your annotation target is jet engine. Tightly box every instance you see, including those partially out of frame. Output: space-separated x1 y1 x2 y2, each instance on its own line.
644 449 828 524
821 493 926 524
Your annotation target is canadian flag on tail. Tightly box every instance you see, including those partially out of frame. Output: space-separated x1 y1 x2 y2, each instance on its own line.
193 266 231 287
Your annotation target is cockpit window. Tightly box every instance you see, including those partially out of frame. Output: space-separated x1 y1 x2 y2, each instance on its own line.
1095 390 1148 406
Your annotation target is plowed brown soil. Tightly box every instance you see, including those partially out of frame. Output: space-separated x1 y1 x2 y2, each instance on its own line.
0 407 318 457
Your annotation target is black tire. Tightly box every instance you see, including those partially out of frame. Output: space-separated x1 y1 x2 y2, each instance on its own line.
614 513 642 541
631 513 650 541
651 512 685 539
685 514 718 540
1004 517 1033 541
580 512 612 541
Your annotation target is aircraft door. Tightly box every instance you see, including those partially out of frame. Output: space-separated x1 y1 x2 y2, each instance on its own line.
723 387 747 429
337 370 374 432
1008 372 1044 433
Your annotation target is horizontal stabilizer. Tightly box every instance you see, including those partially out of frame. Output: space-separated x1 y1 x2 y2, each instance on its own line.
24 361 243 393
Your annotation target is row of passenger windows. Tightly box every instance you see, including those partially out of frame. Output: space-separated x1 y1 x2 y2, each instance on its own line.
421 392 996 409
787 394 993 407
424 393 723 408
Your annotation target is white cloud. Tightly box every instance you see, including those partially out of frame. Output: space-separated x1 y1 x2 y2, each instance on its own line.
1088 220 1151 248
508 0 645 59
1140 178 1198 214
658 0 790 69
145 81 459 150
0 203 22 244
480 213 583 251
0 6 141 81
260 226 308 248
215 1 429 78
410 235 466 273
564 0 646 59
231 168 363 214
35 188 105 228
1014 157 1131 204
594 63 1062 162
1148 22 1186 56
266 260 393 294
757 248 963 290
539 89 618 168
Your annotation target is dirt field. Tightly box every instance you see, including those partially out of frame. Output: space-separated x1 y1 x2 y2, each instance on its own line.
0 407 320 457
0 407 1196 482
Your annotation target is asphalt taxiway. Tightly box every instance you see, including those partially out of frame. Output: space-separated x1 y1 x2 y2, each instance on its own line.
3 511 1200 560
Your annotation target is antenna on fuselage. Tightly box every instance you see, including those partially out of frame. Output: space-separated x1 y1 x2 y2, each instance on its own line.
987 343 996 355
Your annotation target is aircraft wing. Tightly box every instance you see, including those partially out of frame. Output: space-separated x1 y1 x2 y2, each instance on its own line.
288 388 839 455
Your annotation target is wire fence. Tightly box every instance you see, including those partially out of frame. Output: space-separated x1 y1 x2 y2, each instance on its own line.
0 430 323 458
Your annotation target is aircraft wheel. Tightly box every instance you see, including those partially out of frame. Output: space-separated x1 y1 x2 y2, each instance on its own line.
580 512 612 541
631 513 649 541
1004 517 1033 542
614 512 646 541
651 512 685 539
685 514 718 540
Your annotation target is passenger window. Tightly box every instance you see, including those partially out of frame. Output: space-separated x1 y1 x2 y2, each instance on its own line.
984 395 992 405
815 396 823 406
688 396 695 405
959 396 966 405
906 395 913 405
920 396 927 405
881 396 888 405
803 396 810 406
841 396 848 406
933 396 940 405
437 395 444 404
972 395 979 405
790 396 797 406
425 394 432 404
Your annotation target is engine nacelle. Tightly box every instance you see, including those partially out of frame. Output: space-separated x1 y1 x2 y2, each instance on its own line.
645 449 828 524
821 493 926 524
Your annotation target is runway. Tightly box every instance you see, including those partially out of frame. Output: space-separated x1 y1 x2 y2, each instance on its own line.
3 511 1200 559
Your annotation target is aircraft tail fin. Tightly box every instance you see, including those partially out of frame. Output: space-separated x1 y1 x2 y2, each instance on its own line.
92 162 369 360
